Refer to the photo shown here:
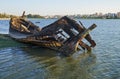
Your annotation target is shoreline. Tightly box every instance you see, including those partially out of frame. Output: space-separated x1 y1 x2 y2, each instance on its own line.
0 18 120 20
0 18 10 20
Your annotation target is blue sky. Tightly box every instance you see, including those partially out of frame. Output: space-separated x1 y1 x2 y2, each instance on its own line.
0 0 120 15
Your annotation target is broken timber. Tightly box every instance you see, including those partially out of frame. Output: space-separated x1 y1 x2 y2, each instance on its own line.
9 12 97 56
58 24 96 55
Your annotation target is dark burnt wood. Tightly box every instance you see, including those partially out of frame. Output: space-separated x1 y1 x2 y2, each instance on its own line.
9 12 97 56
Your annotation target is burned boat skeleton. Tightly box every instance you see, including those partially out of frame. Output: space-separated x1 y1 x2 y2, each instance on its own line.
9 12 96 56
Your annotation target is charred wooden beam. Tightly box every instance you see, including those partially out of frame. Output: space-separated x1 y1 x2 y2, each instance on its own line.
78 24 96 40
79 41 91 51
58 24 96 56
79 21 96 47
21 11 25 18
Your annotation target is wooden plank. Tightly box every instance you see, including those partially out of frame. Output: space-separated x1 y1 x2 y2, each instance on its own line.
58 24 96 55
79 21 96 47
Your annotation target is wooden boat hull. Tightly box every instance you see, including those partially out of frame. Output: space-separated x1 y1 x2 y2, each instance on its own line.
9 13 96 56
9 25 62 52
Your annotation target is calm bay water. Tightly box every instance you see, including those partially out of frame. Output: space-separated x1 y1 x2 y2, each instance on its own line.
0 19 120 79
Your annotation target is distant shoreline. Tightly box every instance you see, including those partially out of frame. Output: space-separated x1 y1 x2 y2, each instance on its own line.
0 18 10 20
0 18 120 20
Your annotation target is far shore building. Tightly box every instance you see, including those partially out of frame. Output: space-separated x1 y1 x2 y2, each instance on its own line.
117 12 120 18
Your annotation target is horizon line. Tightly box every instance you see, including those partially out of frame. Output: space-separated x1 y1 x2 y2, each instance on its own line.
0 11 120 16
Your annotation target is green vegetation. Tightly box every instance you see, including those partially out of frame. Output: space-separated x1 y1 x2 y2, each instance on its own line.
0 13 10 18
26 14 44 18
0 13 44 19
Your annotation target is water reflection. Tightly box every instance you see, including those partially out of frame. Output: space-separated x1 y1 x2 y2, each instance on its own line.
22 47 96 79
0 42 96 79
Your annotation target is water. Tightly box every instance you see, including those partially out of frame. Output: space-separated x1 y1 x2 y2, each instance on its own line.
0 19 120 79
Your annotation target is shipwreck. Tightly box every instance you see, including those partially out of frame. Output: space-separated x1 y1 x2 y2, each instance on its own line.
9 12 97 56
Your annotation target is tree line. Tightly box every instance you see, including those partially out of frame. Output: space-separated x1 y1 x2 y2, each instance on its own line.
0 13 10 18
0 13 44 18
26 14 44 18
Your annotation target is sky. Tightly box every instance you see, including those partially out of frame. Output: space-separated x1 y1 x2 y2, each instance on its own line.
0 0 120 16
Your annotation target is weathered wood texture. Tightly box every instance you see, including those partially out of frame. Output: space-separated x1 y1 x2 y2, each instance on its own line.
58 24 96 55
9 14 97 56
